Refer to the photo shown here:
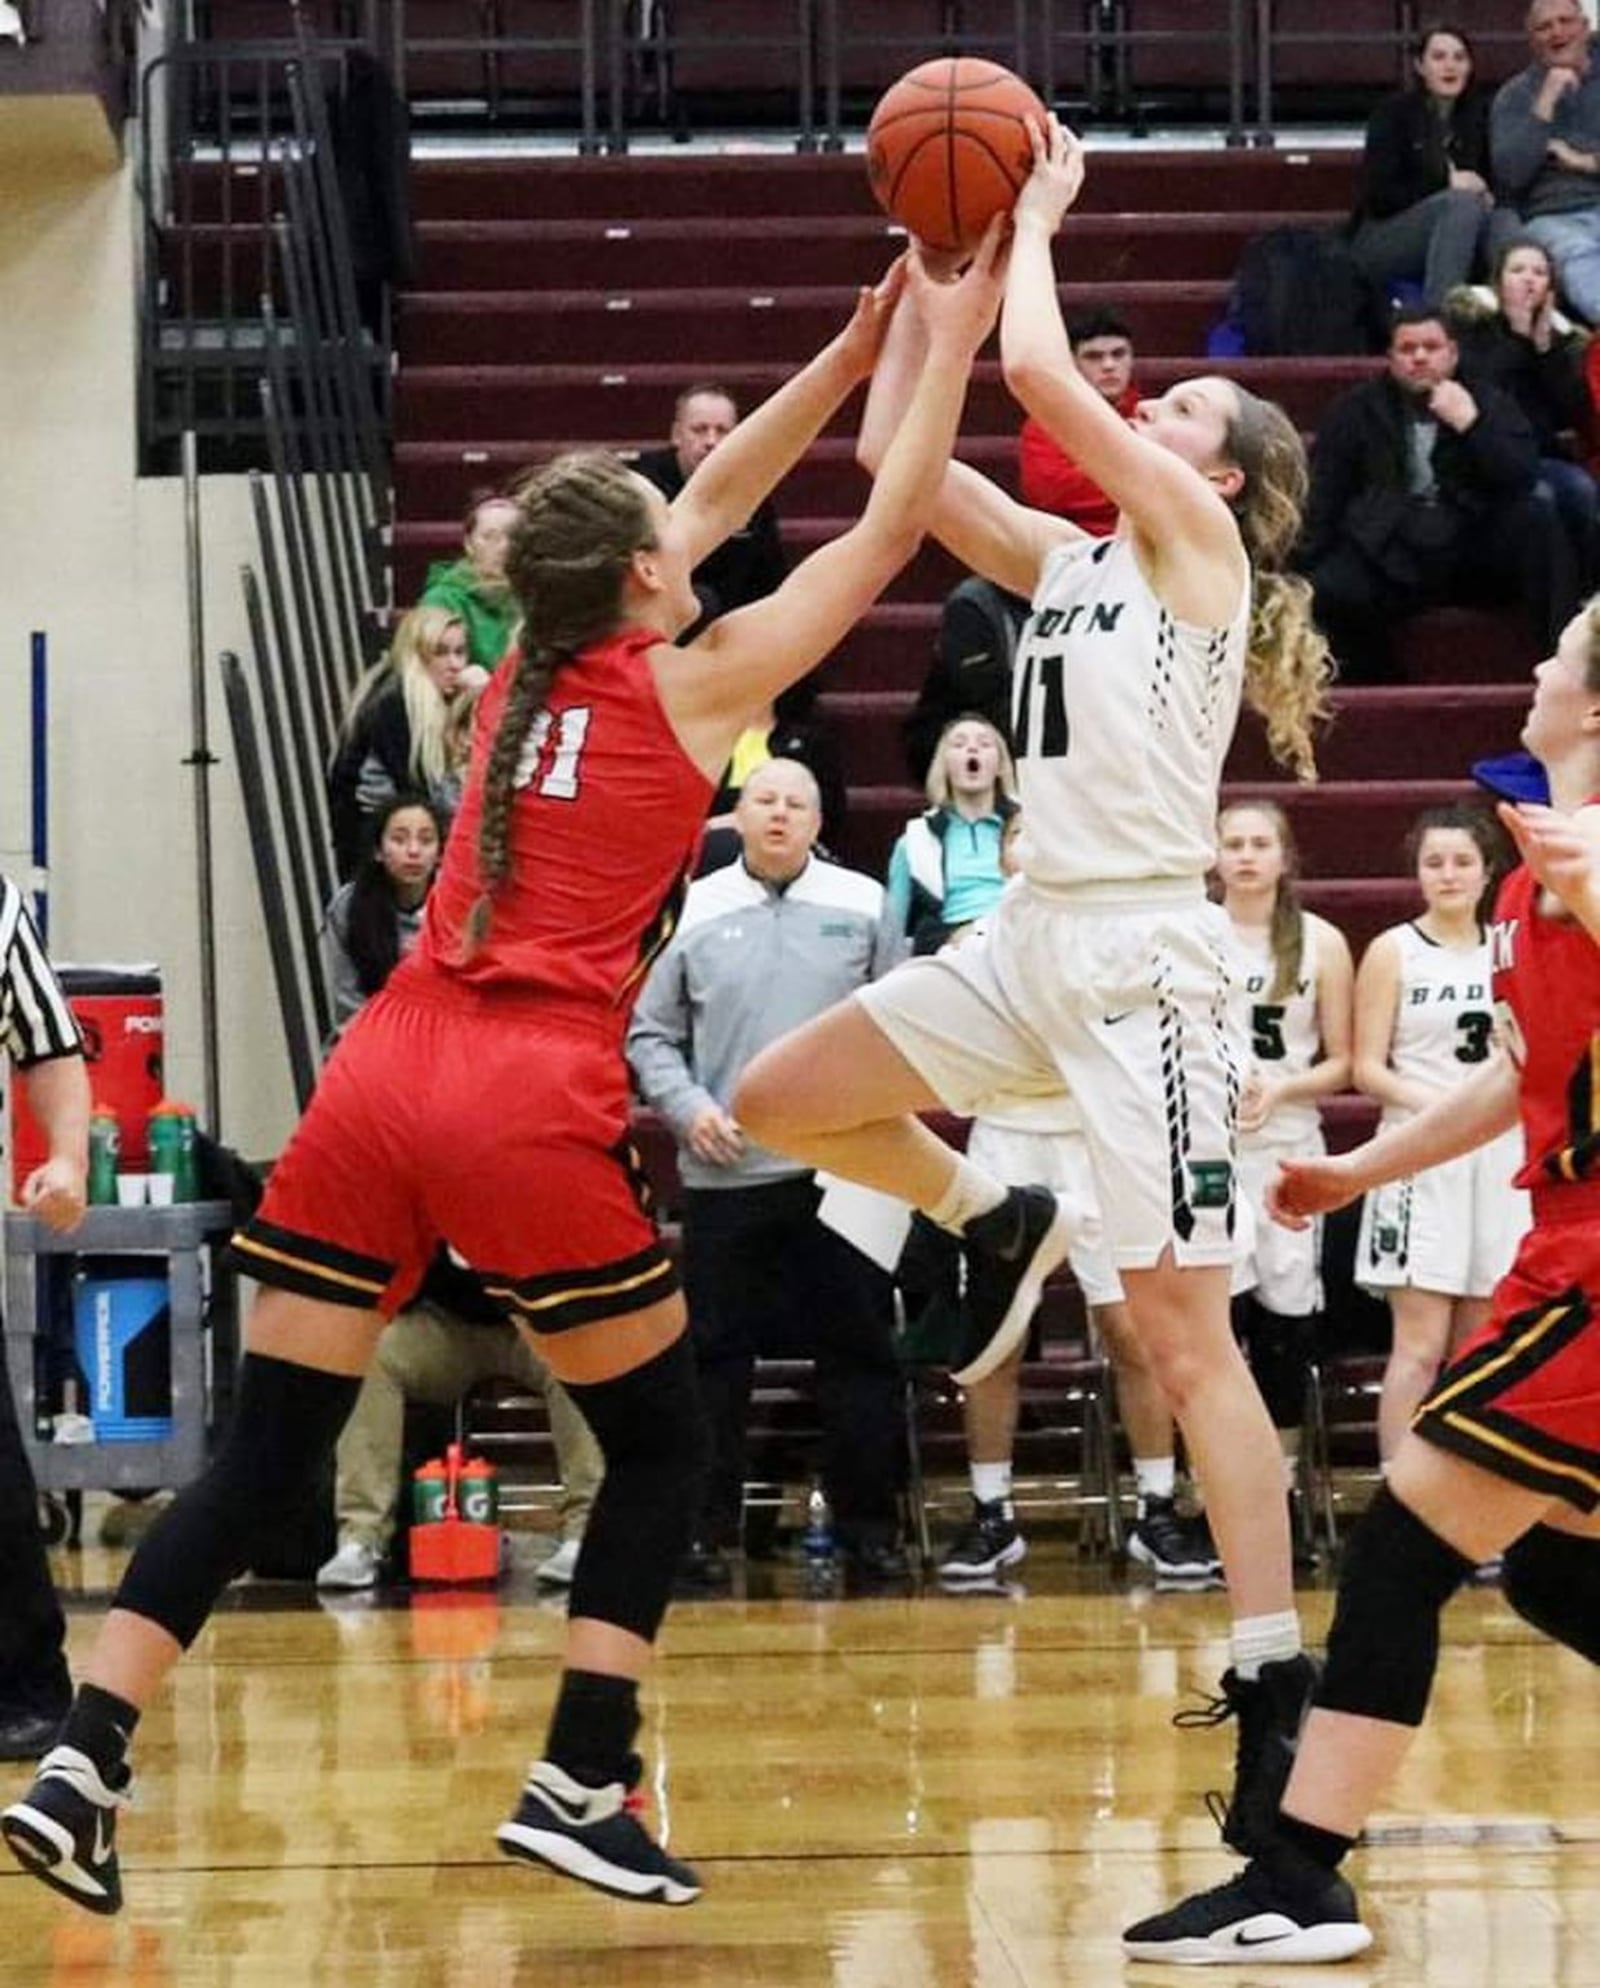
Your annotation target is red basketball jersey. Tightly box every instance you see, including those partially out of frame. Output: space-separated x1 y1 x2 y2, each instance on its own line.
1491 840 1600 1217
416 626 713 1015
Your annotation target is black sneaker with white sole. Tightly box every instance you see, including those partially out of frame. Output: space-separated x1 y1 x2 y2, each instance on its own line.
1174 1651 1321 1856
938 1499 1027 1582
1122 1850 1372 1964
952 1187 1082 1387
2 1744 131 1916
1126 1497 1222 1579
496 1758 701 1905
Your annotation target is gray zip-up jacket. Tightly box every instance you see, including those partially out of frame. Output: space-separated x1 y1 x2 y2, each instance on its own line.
626 854 906 1191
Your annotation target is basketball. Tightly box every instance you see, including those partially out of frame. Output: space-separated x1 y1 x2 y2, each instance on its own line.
866 57 1047 256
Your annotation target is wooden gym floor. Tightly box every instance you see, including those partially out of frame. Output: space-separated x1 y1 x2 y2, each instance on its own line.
5 1527 1598 1988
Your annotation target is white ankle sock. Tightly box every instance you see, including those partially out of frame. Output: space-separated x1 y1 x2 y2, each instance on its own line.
1133 1456 1176 1512
1230 1610 1302 1680
925 1156 1007 1233
970 1461 1013 1509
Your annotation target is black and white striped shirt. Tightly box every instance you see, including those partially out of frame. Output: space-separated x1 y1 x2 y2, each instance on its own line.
0 876 82 1068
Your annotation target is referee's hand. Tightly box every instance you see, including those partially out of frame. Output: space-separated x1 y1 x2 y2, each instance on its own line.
23 1155 87 1234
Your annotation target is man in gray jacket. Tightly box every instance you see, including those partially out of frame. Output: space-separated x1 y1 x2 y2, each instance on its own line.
627 759 908 1589
1492 0 1600 322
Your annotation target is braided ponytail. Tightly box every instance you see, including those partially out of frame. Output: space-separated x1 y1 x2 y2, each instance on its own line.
465 451 656 951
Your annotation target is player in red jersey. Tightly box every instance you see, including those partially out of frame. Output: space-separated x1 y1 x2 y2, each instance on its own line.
1123 600 1600 1965
0 237 1006 1918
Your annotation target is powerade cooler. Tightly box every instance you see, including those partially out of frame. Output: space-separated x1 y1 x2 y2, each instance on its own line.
9 965 164 1195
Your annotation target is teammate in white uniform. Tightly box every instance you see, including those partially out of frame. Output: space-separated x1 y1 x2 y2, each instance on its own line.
737 118 1335 1850
1216 802 1354 1543
1353 806 1529 1461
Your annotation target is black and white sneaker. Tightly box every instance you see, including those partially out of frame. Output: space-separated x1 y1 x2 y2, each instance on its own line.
496 1759 701 1905
1122 1853 1372 1964
1127 1497 1222 1579
2 1744 131 1916
938 1499 1027 1582
952 1187 1085 1387
1174 1651 1321 1855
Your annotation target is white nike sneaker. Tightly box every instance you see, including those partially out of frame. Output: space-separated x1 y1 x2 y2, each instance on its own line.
1123 1855 1373 1965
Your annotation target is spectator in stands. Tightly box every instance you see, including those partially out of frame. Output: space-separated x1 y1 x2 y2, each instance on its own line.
0 874 88 1759
1351 806 1528 1464
328 605 480 879
320 793 445 1038
634 383 788 635
315 796 601 1592
1215 801 1355 1563
626 758 909 1591
887 715 1018 954
1448 235 1599 577
1349 24 1500 309
1491 0 1600 324
420 492 521 675
1017 307 1140 532
1299 304 1577 679
901 574 1029 786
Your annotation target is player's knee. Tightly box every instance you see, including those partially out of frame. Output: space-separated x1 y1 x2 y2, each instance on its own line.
1318 1485 1476 1726
117 1356 361 1646
1503 1525 1600 1665
729 1054 785 1147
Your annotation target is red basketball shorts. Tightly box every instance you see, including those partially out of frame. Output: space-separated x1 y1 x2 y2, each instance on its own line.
1413 1210 1600 1513
232 974 676 1333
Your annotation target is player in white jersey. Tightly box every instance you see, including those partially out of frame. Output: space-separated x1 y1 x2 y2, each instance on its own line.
1216 802 1354 1551
1353 806 1530 1461
737 118 1336 1855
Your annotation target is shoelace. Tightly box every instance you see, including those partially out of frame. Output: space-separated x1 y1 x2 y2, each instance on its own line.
1171 1689 1235 1732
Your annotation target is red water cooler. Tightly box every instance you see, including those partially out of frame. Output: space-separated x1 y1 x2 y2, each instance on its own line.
9 967 164 1196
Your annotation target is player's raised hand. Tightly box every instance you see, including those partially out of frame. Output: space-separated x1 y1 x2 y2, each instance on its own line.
836 254 911 381
908 216 1009 355
1497 800 1600 913
1012 114 1085 236
1268 1152 1361 1229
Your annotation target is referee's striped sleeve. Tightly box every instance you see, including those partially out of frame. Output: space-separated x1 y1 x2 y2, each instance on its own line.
0 876 82 1067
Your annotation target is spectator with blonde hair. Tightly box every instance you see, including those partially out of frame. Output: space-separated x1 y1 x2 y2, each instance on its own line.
329 605 480 878
886 713 1018 954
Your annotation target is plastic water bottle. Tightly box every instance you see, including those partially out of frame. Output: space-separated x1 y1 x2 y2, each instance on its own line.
801 1480 835 1560
147 1101 199 1201
87 1106 120 1206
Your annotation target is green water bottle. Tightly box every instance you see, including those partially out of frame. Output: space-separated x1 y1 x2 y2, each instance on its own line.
87 1106 120 1206
147 1101 199 1202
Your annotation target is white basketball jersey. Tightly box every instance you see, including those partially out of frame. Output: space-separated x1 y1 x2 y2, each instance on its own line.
1380 922 1496 1125
1010 535 1249 889
1229 912 1323 1147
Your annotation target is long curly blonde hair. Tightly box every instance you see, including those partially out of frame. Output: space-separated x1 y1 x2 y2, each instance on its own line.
1221 385 1334 784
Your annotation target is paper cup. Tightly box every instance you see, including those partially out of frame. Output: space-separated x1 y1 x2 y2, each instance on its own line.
146 1173 176 1207
115 1174 148 1207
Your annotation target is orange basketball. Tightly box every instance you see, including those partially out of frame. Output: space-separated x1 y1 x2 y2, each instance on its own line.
866 57 1047 256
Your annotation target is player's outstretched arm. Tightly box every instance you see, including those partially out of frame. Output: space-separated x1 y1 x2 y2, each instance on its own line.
659 236 1003 775
1001 118 1239 593
670 260 907 573
1270 1054 1521 1230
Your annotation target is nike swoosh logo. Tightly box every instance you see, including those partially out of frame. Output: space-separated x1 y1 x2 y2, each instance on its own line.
92 1815 113 1865
1102 1011 1134 1026
533 1785 592 1826
1233 1928 1290 1949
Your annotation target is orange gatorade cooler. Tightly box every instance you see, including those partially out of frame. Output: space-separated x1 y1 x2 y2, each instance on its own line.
409 1442 500 1585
